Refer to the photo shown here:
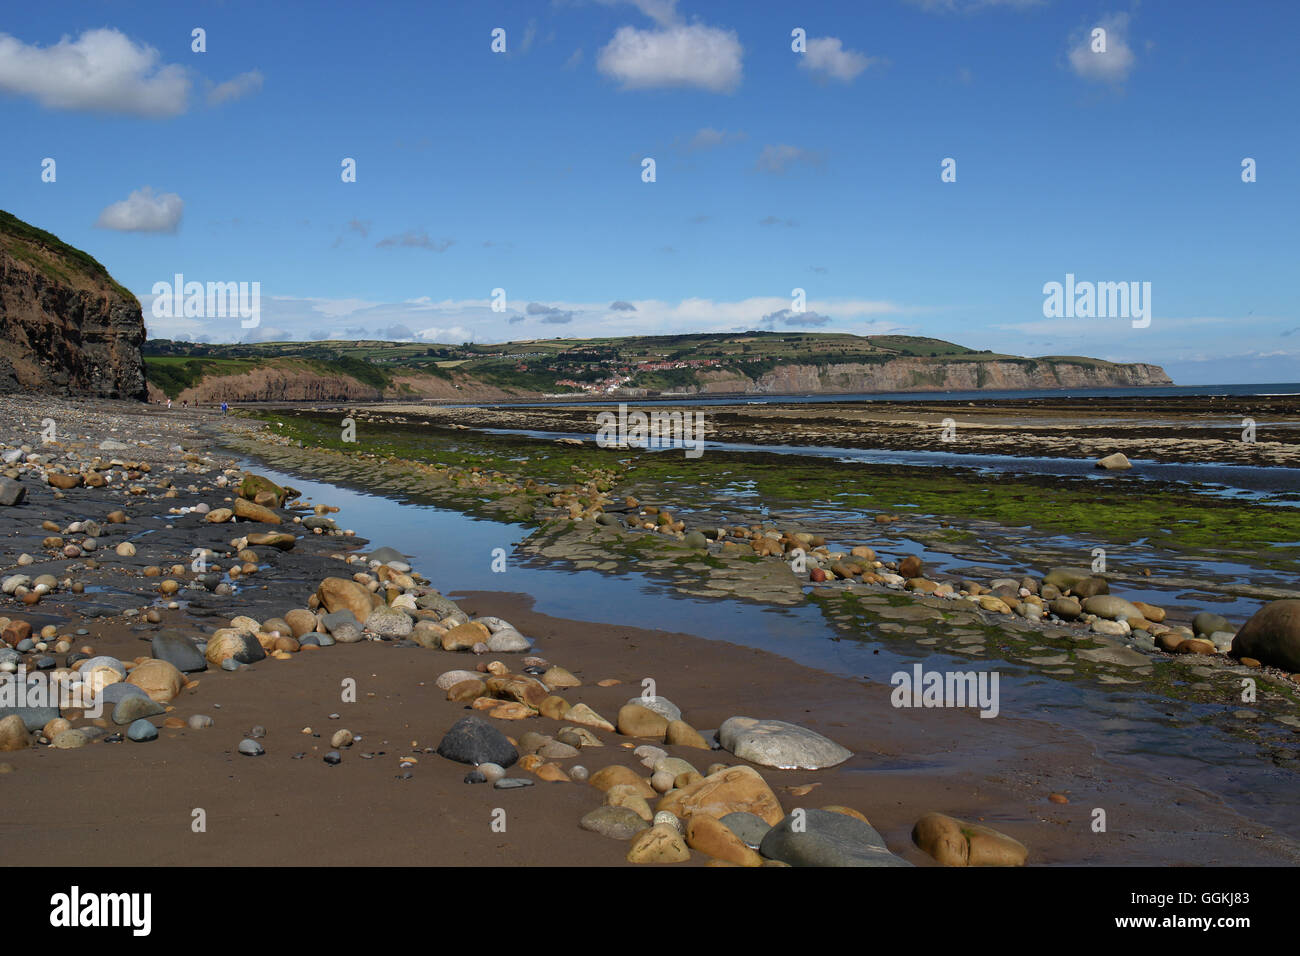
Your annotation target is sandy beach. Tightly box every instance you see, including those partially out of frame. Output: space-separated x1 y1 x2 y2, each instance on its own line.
2 394 1298 868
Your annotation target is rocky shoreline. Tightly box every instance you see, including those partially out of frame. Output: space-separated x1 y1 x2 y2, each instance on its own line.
356 395 1300 468
228 404 1300 719
2 395 1299 866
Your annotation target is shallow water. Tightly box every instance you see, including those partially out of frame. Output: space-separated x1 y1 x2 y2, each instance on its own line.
233 452 1300 843
463 382 1300 407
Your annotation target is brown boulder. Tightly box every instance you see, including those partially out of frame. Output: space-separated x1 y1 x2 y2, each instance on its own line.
912 811 1027 867
316 577 374 624
442 621 491 651
626 824 691 864
283 609 317 638
665 719 711 749
685 813 763 866
233 498 280 524
0 715 31 752
126 659 184 703
589 765 656 799
656 765 784 826
1232 600 1300 672
486 675 549 708
617 703 669 739
447 679 487 702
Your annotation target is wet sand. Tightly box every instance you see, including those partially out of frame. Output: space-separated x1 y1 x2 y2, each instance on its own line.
3 593 1294 867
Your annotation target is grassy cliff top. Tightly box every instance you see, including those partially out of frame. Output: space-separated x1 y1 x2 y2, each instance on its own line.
0 209 137 305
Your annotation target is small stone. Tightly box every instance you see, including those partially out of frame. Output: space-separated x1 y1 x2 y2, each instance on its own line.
564 703 614 732
112 695 165 725
126 719 158 742
436 715 518 767
51 729 90 749
580 806 650 840
719 811 771 849
238 738 265 756
626 695 681 722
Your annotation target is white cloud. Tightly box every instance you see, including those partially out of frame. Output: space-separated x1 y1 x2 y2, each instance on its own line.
376 230 455 252
207 69 263 105
413 326 474 343
598 23 742 93
0 28 190 117
1068 13 1136 84
684 126 745 150
95 186 183 233
141 293 916 344
755 144 825 174
288 296 384 317
800 37 875 83
519 19 539 54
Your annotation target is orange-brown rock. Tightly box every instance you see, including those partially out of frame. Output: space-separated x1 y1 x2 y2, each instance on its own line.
589 765 656 799
656 765 784 827
126 659 184 703
685 813 763 866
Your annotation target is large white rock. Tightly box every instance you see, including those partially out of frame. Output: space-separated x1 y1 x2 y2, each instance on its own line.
1095 453 1132 470
718 716 852 771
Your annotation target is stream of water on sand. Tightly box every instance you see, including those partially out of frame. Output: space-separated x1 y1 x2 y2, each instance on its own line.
235 454 1300 844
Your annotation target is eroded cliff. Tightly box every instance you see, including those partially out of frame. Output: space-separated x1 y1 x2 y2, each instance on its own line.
0 211 146 400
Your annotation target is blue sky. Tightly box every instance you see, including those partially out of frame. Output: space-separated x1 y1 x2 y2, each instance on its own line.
1 0 1296 383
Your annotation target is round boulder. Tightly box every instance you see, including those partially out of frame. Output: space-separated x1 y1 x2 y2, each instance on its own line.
1232 600 1300 672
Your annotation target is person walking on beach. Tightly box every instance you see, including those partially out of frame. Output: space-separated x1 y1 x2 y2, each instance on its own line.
221 401 229 414
166 398 172 410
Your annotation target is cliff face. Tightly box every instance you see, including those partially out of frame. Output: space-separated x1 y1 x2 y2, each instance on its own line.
156 356 1173 403
689 358 1172 395
0 211 146 400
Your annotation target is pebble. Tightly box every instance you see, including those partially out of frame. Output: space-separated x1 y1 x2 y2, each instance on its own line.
238 739 264 756
719 811 771 849
435 716 518 767
126 719 158 742
653 810 684 833
493 777 534 790
627 695 681 722
580 806 650 840
324 750 341 765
